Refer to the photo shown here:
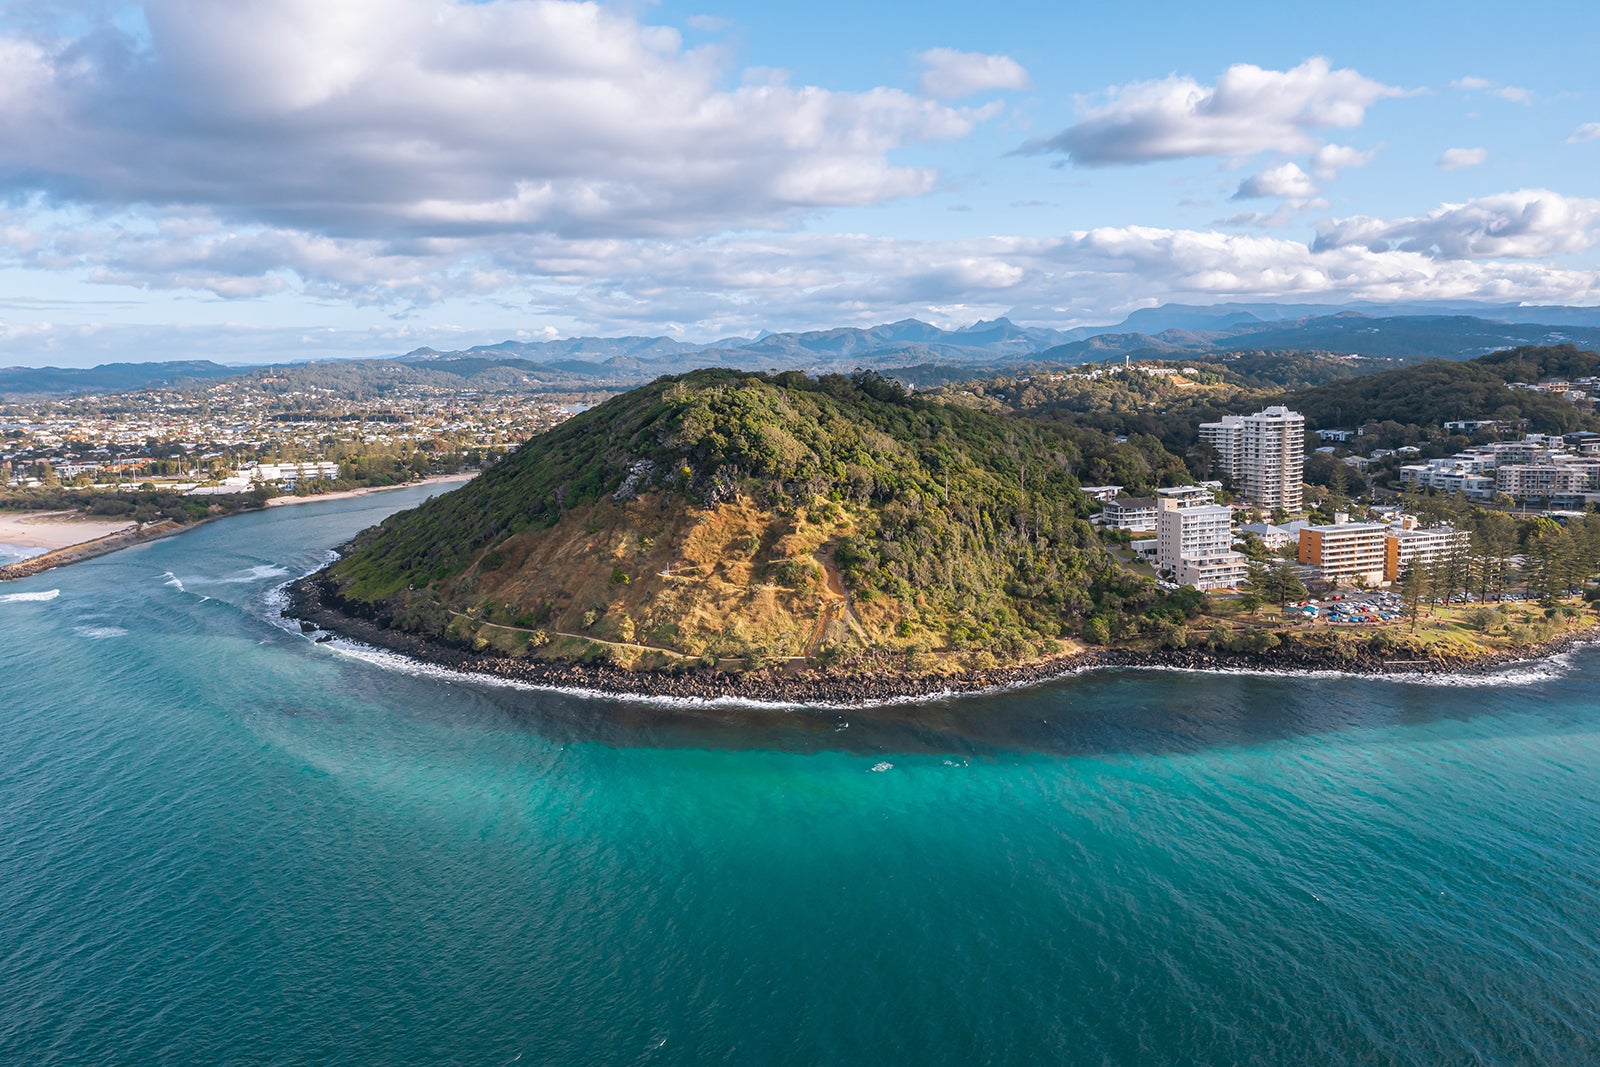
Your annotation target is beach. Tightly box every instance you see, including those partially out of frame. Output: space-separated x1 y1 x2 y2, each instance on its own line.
0 511 136 553
264 473 475 508
1 474 475 581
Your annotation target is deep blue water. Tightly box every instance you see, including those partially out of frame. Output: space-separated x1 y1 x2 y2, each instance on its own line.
4 485 1600 1065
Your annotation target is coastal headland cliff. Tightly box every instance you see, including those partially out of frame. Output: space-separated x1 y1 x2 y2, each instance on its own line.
288 368 1600 702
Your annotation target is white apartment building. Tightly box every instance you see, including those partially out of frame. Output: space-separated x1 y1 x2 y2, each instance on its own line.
1384 524 1470 584
1399 460 1498 500
1097 495 1158 533
1198 405 1305 512
1400 439 1600 506
1156 491 1248 591
1494 462 1598 501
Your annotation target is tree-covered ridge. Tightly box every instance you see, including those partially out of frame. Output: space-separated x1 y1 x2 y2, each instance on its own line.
946 345 1600 479
1473 343 1600 384
1285 345 1600 434
326 369 1198 670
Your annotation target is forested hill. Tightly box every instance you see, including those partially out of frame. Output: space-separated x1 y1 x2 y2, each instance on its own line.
0 360 240 397
319 369 1188 672
1285 345 1600 433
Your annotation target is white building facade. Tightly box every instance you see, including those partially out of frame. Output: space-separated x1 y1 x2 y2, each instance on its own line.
1156 488 1249 591
1198 405 1305 512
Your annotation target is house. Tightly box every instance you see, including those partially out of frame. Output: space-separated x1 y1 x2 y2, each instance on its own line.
1237 522 1294 550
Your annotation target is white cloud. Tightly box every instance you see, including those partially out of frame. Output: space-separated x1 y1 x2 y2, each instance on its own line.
1216 199 1329 230
1310 143 1377 179
1019 57 1403 165
1313 189 1600 259
11 193 1598 340
915 48 1031 99
0 0 992 241
1452 76 1533 105
500 227 1600 333
1233 162 1318 200
1437 147 1488 170
1569 123 1600 144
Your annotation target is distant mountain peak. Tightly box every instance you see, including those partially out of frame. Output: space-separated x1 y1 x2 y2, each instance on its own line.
956 316 1018 333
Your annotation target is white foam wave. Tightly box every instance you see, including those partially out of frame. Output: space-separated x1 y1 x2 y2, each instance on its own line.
72 625 128 640
260 579 316 639
306 636 1113 711
870 762 893 772
269 565 1592 710
0 589 59 603
0 541 44 563
203 564 293 585
1112 648 1587 689
161 572 184 592
301 634 1587 711
317 638 830 711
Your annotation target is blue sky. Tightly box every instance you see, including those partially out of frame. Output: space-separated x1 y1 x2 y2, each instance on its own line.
0 0 1597 366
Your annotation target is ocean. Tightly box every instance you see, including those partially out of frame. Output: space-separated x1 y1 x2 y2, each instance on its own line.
3 483 1599 1065
0 540 44 566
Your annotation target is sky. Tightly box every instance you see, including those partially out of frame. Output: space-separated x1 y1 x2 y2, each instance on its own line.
1 0 1598 366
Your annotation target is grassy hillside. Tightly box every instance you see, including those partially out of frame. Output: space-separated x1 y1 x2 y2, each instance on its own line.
323 369 1189 672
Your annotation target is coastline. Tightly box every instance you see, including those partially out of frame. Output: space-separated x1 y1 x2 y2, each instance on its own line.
0 474 475 582
285 572 1600 705
262 472 475 508
0 519 200 582
0 511 137 553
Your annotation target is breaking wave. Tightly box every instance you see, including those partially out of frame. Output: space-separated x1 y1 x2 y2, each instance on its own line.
0 589 60 603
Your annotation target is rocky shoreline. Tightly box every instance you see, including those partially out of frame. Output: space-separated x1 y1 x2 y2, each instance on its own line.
285 573 1600 705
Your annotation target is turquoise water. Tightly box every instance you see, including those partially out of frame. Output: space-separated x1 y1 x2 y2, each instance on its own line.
4 486 1600 1065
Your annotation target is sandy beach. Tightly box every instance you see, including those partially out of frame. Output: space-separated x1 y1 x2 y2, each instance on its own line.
0 511 137 551
0 474 476 581
263 473 476 508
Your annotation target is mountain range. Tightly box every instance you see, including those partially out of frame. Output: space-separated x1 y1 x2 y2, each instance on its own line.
5 302 1600 399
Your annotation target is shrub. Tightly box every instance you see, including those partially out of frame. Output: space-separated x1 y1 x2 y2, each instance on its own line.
1206 621 1235 651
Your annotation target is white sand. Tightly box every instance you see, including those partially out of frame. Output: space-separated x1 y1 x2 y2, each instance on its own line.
0 511 138 551
263 473 476 508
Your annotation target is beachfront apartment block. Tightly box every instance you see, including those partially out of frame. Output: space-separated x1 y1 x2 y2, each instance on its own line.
1384 524 1470 584
1198 406 1305 512
1156 489 1249 591
1297 521 1388 586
